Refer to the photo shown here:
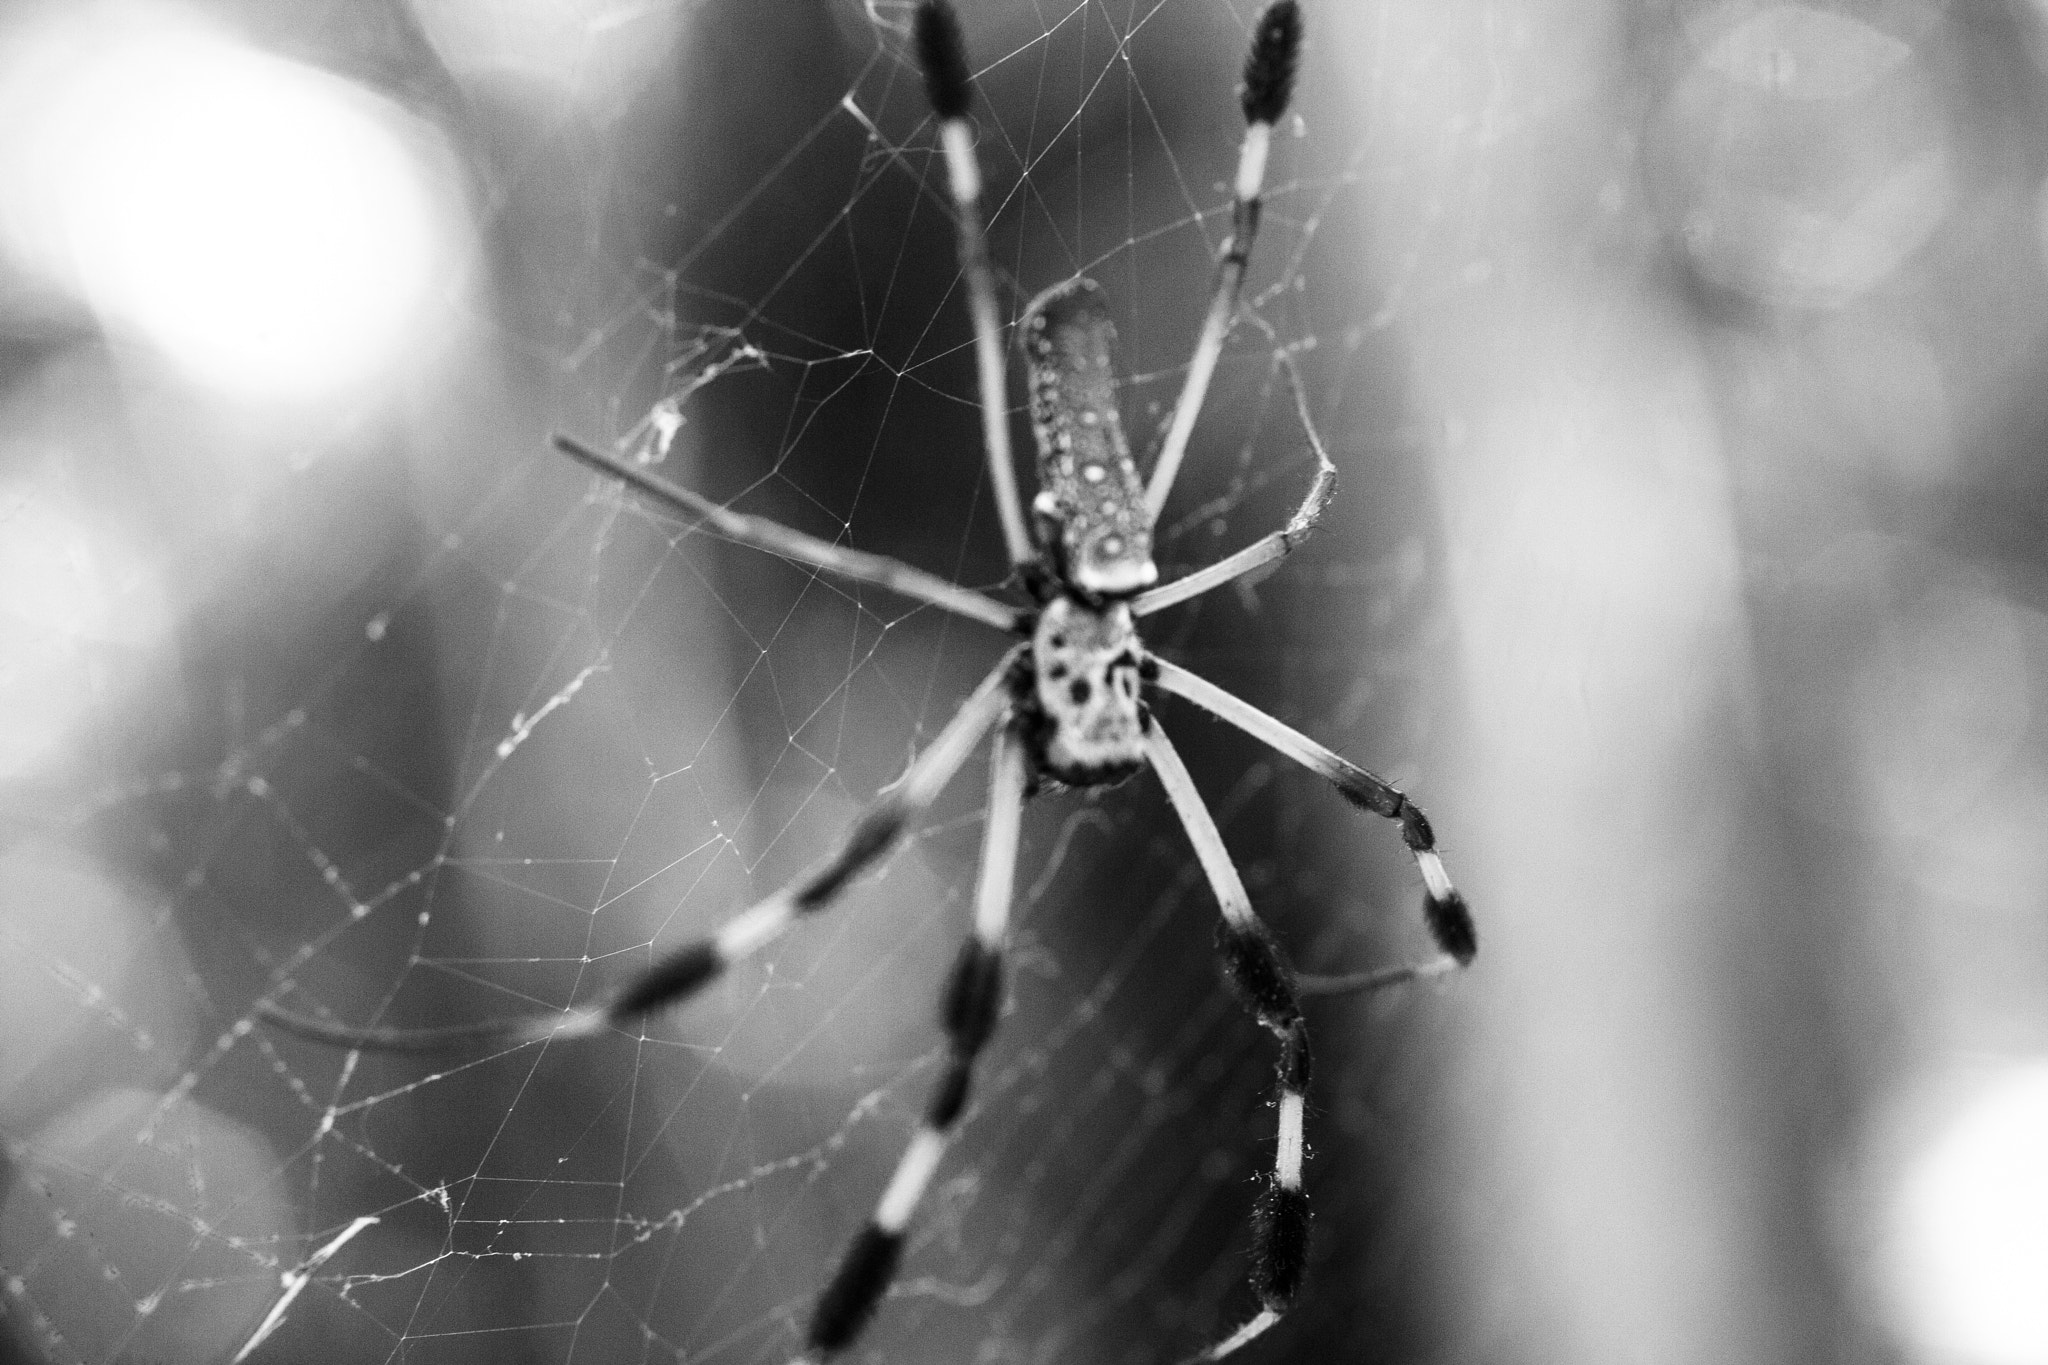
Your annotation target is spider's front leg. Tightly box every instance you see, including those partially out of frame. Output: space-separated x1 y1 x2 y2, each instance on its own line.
799 722 1029 1362
916 0 1033 571
552 433 1022 633
1144 723 1314 1363
1134 351 1335 620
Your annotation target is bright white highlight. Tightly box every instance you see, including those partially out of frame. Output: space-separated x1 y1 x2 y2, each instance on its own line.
875 1128 948 1231
974 733 1026 941
1205 1309 1280 1361
715 896 795 961
0 484 167 780
1275 1092 1305 1188
0 9 463 400
941 121 982 205
1235 122 1272 202
547 1006 610 1041
1888 1061 2048 1365
1417 850 1454 901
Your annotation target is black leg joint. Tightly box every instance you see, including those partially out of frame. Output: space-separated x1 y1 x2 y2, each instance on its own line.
1398 800 1436 853
808 1223 905 1355
1425 888 1478 965
941 939 1004 1057
1278 1020 1311 1095
1250 1183 1311 1312
1331 759 1402 820
609 939 722 1020
797 799 907 911
1215 918 1301 1032
1239 0 1303 127
1223 200 1262 267
913 2 974 122
926 1054 973 1131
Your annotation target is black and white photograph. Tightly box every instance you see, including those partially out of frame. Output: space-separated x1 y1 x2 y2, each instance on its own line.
1 1 2045 1362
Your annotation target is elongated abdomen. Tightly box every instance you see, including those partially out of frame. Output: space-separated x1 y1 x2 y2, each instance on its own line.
1020 279 1157 597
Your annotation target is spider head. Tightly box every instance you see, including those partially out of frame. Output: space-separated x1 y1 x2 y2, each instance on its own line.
1022 596 1151 787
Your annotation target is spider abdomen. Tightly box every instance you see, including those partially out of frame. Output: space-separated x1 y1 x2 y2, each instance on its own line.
1021 595 1150 786
1021 278 1157 598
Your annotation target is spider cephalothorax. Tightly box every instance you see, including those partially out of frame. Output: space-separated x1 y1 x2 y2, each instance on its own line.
261 5 1477 1362
1015 596 1155 788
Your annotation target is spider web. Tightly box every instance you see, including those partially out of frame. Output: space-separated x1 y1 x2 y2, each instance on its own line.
0 2 1472 1361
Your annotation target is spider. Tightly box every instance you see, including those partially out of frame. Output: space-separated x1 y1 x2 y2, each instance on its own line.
258 3 1476 1360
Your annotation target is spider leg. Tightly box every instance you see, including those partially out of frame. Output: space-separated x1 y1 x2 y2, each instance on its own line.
1149 656 1477 972
258 648 1025 1054
914 1 1033 570
1143 721 1311 1362
799 722 1027 1361
552 434 1022 633
1143 2 1304 523
1133 350 1334 618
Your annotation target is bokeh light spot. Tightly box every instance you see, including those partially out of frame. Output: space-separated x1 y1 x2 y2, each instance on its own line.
0 4 466 401
0 480 168 780
0 1088 291 1363
1888 1061 2048 1365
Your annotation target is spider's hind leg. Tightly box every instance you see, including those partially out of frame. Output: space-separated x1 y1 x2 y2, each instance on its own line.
801 722 1029 1361
1149 656 1478 978
1144 722 1314 1363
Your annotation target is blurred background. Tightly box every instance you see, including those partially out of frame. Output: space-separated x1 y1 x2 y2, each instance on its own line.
2 0 2047 1362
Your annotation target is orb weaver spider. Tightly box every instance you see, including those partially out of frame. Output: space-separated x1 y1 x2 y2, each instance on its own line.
259 3 1476 1359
